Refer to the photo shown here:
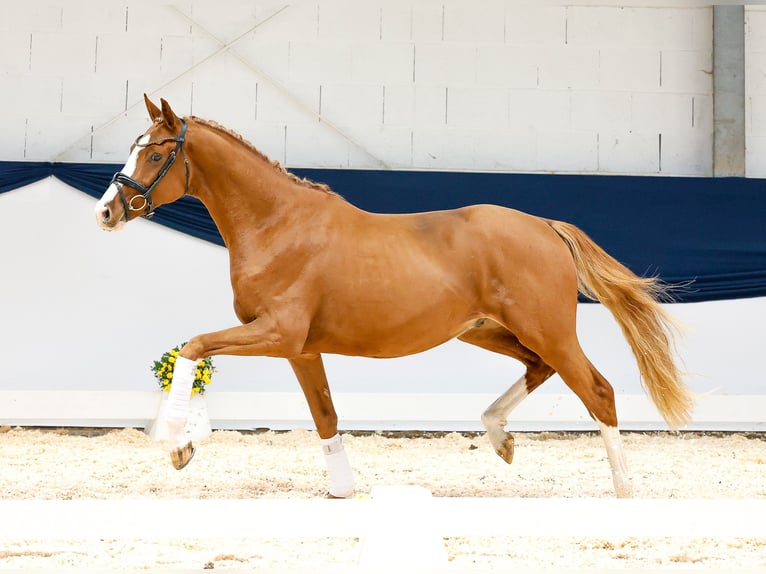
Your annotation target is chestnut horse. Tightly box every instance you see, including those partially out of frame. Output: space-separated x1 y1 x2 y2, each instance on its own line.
95 96 693 498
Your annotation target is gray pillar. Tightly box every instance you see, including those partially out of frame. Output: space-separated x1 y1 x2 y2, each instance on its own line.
713 5 745 177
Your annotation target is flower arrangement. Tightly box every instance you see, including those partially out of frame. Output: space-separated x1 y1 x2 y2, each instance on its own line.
151 343 215 395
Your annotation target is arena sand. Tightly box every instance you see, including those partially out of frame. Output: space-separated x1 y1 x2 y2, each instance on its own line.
0 427 764 570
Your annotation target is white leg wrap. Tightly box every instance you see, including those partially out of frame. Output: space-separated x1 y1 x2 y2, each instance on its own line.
166 356 197 449
321 434 354 498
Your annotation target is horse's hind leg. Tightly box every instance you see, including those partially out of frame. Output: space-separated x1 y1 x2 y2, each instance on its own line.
459 323 555 464
540 347 632 498
289 354 354 499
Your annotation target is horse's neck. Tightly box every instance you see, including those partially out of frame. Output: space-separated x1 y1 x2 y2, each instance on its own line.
187 131 316 249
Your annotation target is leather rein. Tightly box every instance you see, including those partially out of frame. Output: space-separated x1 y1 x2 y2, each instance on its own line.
109 119 190 220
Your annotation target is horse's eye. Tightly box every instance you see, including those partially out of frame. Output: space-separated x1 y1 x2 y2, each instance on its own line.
150 152 162 162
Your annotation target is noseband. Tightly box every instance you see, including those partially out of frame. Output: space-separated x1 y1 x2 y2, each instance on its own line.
109 119 190 220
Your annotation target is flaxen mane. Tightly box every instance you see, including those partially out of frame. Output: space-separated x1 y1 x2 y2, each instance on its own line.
188 116 336 195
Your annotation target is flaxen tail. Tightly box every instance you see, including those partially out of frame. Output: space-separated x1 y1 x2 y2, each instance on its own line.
547 219 693 429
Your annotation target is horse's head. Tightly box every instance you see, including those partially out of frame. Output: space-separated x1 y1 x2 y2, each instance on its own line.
95 95 190 231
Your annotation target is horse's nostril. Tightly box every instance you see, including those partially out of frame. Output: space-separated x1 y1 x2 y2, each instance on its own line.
102 207 111 223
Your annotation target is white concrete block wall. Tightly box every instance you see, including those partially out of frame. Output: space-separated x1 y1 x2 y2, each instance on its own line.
0 1 755 178
745 6 766 177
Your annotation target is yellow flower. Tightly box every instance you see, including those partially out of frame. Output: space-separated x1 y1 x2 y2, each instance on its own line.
168 356 176 364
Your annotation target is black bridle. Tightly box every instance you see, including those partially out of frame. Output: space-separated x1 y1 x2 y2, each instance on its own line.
109 119 190 220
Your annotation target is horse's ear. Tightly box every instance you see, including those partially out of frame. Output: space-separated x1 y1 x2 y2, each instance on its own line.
160 98 179 129
144 94 162 122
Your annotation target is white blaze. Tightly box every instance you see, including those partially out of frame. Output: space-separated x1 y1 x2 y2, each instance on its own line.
95 134 150 228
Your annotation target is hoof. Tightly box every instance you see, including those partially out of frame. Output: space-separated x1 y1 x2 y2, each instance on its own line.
325 492 352 499
170 441 195 470
495 432 514 464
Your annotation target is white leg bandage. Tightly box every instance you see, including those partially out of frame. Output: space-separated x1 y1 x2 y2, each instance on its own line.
321 434 354 498
166 356 197 449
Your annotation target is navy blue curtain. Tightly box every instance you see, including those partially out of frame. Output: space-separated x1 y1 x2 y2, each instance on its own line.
1 161 764 303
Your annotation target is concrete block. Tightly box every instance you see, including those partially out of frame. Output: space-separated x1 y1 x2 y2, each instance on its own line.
536 129 598 173
745 134 766 177
249 2 318 41
0 31 32 75
571 92 631 132
62 74 127 118
126 5 193 36
0 74 62 117
257 81 320 123
318 1 380 41
505 6 566 46
411 1 444 42
412 127 474 170
1 4 62 33
746 7 766 52
91 116 154 163
443 1 505 44
476 45 538 88
288 41 352 84
62 5 127 34
660 50 713 94
598 131 659 174
745 49 766 95
600 48 660 91
234 37 290 84
96 33 161 76
508 89 570 131
189 58 258 125
472 127 538 172
383 85 446 127
568 7 663 49
238 121 288 166
661 8 711 51
351 42 414 84
320 84 383 125
446 87 508 128
25 116 93 161
31 32 96 75
159 35 194 77
0 118 27 161
346 124 414 169
381 3 412 42
659 129 712 176
536 46 599 90
285 121 349 168
631 93 695 132
749 95 766 136
414 43 476 85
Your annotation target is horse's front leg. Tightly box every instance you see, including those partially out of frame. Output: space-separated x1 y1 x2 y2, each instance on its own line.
166 314 307 471
290 354 354 499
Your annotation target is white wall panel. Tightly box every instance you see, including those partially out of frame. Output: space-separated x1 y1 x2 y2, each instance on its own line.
0 2 750 176
0 32 32 75
442 1 505 43
745 6 766 177
350 42 414 85
414 43 476 85
446 87 509 128
30 33 95 75
660 49 713 93
536 46 600 90
0 118 27 161
25 117 92 161
659 128 712 175
570 91 632 132
599 48 660 91
598 131 659 173
536 129 598 172
505 6 566 46
475 46 539 89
